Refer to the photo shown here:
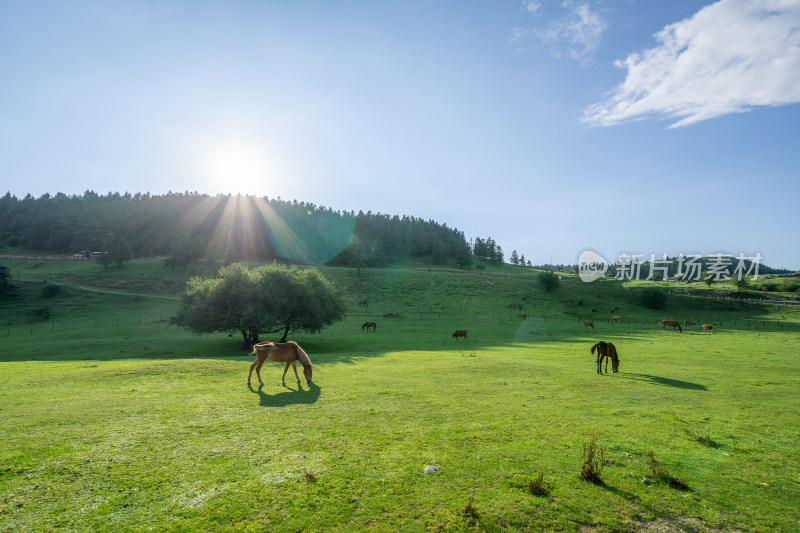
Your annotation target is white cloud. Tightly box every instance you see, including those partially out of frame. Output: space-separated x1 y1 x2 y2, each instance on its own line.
583 0 800 127
523 1 542 14
536 1 607 63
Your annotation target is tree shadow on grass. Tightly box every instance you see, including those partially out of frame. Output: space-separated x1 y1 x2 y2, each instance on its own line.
623 373 707 391
248 381 321 407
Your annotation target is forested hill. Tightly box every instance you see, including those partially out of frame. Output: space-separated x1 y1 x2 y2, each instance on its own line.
0 191 474 267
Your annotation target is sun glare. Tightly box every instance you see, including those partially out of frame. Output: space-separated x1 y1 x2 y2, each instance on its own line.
201 138 276 195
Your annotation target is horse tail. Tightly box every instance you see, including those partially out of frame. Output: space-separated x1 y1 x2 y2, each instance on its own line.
590 343 597 355
294 342 313 368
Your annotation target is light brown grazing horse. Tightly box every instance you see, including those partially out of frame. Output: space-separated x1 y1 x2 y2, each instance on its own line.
702 324 716 333
248 341 314 386
684 320 692 328
358 301 368 308
452 329 468 340
591 341 619 374
362 321 377 332
659 320 683 333
519 314 528 320
584 320 595 329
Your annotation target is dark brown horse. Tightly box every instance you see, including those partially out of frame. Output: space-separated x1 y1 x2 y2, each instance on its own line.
584 320 594 329
591 341 619 374
358 300 368 308
362 321 377 332
452 329 468 340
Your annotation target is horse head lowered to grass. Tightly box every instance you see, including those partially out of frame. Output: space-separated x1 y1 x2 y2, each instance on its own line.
248 341 314 386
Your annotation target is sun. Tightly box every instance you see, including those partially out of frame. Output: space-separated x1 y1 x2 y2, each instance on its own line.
201 138 275 195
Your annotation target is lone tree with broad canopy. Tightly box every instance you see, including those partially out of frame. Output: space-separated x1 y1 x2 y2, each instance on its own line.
171 262 346 349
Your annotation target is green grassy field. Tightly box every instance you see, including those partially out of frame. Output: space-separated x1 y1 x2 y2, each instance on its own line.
1 258 799 532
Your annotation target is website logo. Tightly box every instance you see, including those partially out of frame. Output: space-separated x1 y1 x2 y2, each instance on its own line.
578 249 609 282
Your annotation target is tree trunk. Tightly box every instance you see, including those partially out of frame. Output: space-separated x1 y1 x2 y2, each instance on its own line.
280 324 290 343
241 329 259 350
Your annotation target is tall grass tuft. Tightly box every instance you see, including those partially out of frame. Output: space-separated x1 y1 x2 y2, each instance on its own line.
580 433 606 485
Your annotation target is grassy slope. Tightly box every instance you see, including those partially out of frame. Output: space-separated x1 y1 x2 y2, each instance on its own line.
1 258 799 532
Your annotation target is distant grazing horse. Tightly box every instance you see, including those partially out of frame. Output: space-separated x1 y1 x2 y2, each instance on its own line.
584 320 594 329
248 341 314 386
591 308 599 313
358 301 368 309
591 341 619 374
684 320 692 328
659 320 683 333
508 303 517 309
362 321 377 332
606 315 621 323
702 324 716 333
354 281 362 287
452 329 468 340
519 314 528 320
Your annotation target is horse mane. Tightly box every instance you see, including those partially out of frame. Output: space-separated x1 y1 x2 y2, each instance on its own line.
291 341 313 368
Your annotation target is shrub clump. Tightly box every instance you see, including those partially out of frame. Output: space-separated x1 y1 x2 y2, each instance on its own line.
42 284 62 298
639 287 668 309
537 271 559 292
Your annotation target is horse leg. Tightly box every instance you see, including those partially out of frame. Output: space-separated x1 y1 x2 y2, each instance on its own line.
605 356 609 374
597 355 601 374
249 354 265 385
280 361 294 385
248 360 257 384
291 361 301 382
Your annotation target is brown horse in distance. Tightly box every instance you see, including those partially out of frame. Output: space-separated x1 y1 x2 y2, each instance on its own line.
591 341 619 374
584 320 594 329
452 330 468 340
362 321 377 332
248 341 314 386
702 324 716 333
358 301 368 308
659 320 683 332
684 320 692 328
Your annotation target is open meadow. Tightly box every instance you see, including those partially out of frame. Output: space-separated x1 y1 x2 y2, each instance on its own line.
1 258 799 532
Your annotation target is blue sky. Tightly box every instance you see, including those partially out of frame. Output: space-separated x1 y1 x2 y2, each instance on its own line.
2 0 799 269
